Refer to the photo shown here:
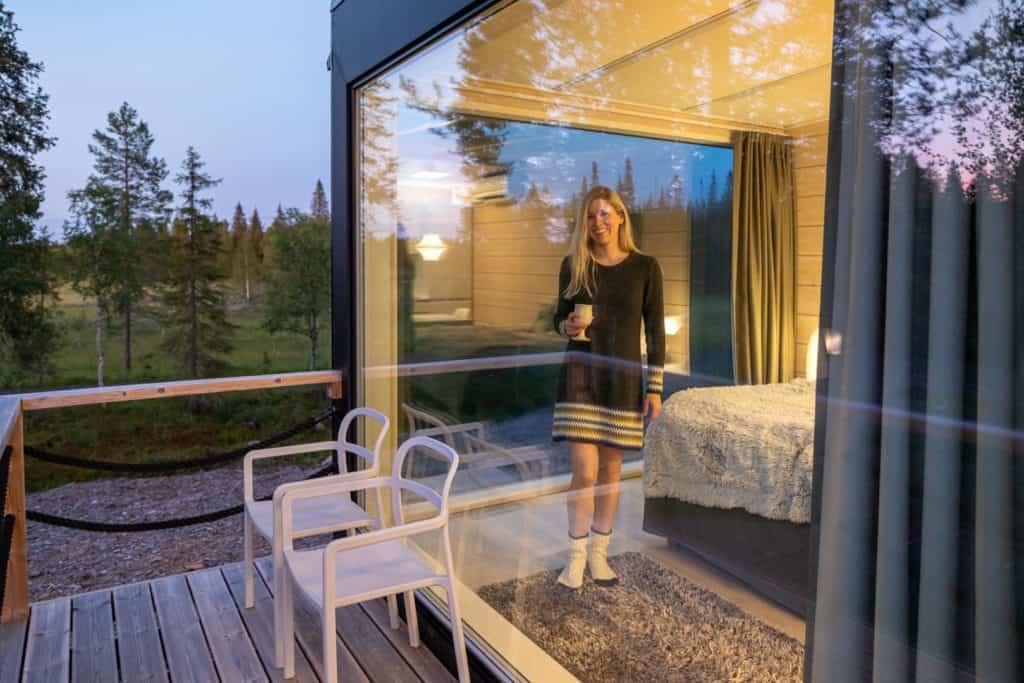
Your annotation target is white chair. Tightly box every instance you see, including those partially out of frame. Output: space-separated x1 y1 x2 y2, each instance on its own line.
277 435 470 683
243 406 392 667
403 402 547 482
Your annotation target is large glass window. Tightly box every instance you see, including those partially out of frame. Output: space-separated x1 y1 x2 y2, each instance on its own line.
357 1 833 679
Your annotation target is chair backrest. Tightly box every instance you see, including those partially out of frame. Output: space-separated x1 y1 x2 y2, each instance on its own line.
336 407 390 476
402 403 487 457
391 435 459 524
403 403 450 443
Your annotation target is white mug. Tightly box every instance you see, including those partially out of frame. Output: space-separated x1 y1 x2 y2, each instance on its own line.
572 303 593 342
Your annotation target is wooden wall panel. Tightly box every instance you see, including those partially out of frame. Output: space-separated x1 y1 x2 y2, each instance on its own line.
472 204 567 329
471 203 692 370
790 131 827 377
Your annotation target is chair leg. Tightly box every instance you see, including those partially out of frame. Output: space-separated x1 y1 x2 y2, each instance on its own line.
244 513 255 608
404 590 419 647
322 602 338 683
445 582 471 683
283 564 296 679
273 541 284 667
387 594 399 630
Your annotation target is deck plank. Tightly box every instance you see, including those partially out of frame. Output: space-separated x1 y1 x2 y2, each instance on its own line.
22 598 71 683
362 598 456 683
151 574 218 683
70 591 117 683
256 556 371 683
221 562 319 683
0 614 28 683
112 582 169 683
187 569 269 683
334 602 421 682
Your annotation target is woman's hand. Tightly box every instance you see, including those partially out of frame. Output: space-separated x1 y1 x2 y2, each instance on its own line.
563 312 590 338
643 393 662 420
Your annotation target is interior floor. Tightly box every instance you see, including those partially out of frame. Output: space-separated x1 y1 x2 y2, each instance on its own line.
445 477 806 645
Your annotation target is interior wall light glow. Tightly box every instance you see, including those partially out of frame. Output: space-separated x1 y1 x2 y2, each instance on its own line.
415 234 447 261
412 170 450 180
806 328 819 381
664 315 682 336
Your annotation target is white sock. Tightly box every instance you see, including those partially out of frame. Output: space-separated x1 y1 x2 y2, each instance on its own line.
587 529 618 586
556 535 588 589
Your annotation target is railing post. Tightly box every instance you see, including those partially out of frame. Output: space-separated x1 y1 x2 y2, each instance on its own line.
327 376 345 474
1 405 28 623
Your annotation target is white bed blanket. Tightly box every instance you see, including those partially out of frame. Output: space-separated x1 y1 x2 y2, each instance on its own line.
643 380 815 524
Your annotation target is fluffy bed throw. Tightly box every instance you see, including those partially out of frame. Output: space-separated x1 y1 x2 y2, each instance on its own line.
643 380 815 524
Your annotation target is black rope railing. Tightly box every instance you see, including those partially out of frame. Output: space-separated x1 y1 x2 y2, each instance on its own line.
24 457 340 532
20 406 346 532
0 445 14 615
24 406 336 473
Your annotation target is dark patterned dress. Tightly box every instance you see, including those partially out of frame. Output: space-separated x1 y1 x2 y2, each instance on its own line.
552 251 665 450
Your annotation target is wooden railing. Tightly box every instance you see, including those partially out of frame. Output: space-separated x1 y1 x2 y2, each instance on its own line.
1 396 26 623
0 370 343 623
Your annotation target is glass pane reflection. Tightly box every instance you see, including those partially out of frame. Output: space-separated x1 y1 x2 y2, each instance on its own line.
357 1 835 680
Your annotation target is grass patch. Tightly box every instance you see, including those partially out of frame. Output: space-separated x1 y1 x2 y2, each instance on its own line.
16 294 334 492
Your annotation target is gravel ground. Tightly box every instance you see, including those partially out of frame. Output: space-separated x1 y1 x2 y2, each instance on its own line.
25 461 329 602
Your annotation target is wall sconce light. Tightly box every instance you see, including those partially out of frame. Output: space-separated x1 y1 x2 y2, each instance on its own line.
415 233 447 261
806 329 819 381
664 315 682 336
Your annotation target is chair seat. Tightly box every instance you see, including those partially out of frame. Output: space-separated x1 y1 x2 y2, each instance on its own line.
246 494 373 542
284 541 444 607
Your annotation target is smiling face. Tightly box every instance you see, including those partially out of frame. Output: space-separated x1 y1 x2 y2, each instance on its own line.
586 198 624 249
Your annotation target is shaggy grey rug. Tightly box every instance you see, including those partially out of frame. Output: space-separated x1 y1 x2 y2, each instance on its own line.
477 552 803 682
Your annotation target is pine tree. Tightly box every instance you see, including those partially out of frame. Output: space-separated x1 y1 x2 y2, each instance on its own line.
0 3 61 384
310 179 329 221
620 157 636 208
249 208 264 297
270 204 287 233
670 174 684 210
229 203 250 301
158 147 233 379
85 102 171 373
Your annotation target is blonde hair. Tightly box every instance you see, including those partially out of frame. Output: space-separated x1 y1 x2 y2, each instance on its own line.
563 185 638 298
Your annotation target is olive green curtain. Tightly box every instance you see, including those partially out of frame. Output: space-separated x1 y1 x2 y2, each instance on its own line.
731 131 797 384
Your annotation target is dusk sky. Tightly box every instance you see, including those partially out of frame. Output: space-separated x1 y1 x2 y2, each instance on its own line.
9 1 331 237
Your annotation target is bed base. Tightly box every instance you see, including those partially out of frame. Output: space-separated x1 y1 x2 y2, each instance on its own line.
643 497 812 617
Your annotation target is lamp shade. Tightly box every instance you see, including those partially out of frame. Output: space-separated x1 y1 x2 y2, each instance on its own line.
415 233 447 261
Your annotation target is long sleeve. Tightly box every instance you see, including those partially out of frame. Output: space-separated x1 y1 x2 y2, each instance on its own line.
553 256 573 334
643 257 666 395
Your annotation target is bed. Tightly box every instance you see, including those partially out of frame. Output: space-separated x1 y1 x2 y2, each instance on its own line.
642 379 816 616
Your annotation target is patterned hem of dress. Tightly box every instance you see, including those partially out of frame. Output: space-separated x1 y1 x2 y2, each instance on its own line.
552 403 644 450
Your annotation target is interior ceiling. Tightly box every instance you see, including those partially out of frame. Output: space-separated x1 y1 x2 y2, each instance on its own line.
453 0 835 130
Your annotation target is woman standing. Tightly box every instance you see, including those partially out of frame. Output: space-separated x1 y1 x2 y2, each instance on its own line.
553 185 665 589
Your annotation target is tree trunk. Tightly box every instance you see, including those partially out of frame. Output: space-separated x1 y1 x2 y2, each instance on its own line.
190 231 199 379
95 299 105 387
310 320 318 371
124 304 132 373
190 282 198 378
243 248 250 302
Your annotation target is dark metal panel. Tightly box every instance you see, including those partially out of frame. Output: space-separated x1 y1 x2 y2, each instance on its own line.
328 8 353 417
330 0 493 85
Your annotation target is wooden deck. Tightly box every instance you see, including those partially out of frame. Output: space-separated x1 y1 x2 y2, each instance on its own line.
0 558 455 683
